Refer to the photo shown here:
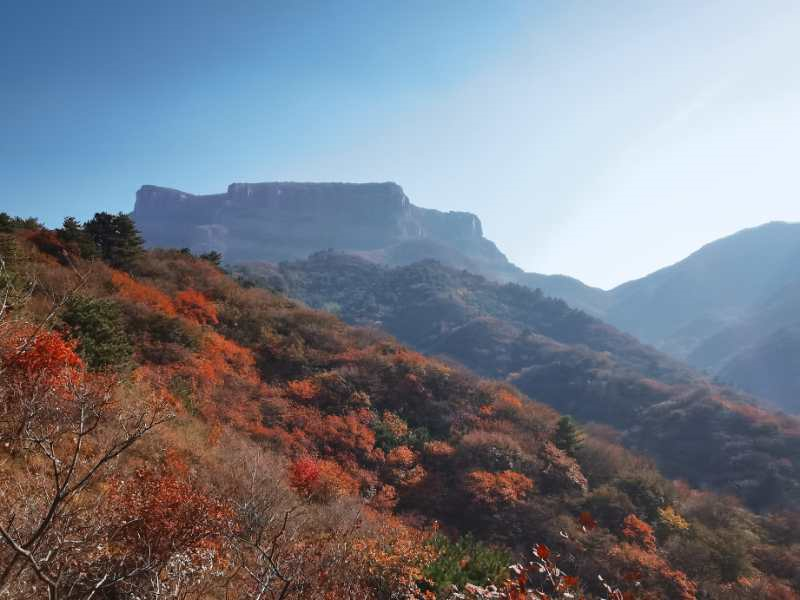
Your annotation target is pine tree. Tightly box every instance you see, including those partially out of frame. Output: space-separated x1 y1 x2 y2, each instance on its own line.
553 415 583 458
57 216 98 259
0 213 13 234
61 296 133 369
199 250 223 266
84 212 144 270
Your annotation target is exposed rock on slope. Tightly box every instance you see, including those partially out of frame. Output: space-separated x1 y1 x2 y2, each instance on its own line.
134 182 514 278
134 183 800 412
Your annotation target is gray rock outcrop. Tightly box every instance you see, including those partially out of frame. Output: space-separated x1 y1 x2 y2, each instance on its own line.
133 181 513 274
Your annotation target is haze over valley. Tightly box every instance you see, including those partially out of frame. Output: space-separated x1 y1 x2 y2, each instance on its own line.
3 2 800 598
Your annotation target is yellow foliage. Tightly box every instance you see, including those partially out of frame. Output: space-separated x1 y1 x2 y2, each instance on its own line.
658 506 690 531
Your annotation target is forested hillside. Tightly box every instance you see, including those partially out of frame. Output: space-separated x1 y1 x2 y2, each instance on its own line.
600 222 800 414
130 183 800 415
239 251 800 511
1 215 799 598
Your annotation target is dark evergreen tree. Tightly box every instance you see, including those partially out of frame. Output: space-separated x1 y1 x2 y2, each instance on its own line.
60 296 133 369
84 212 144 270
553 415 583 458
58 216 83 242
57 216 98 259
0 213 40 232
0 213 13 233
199 250 223 266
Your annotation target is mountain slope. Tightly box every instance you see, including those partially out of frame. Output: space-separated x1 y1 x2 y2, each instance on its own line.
132 182 800 411
237 252 800 511
131 181 614 316
133 181 519 281
7 218 800 597
605 221 800 357
601 222 800 412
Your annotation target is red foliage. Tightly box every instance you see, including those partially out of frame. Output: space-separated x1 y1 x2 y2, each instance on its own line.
1 328 83 393
424 440 456 459
386 445 416 468
26 229 71 264
610 543 697 600
579 511 598 531
111 271 176 315
289 456 321 494
284 405 376 458
286 378 320 401
465 470 533 506
108 468 231 561
175 289 219 325
288 456 359 502
622 513 656 551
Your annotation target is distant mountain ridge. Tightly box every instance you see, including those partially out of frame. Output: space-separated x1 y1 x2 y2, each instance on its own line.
132 182 800 412
236 253 800 510
605 221 800 353
599 222 800 412
132 181 604 312
134 181 515 279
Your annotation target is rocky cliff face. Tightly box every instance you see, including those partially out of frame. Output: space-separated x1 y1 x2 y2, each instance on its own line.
133 181 513 273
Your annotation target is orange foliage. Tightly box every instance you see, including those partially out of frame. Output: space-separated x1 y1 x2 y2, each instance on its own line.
466 470 533 506
197 331 258 385
381 411 409 439
289 456 321 494
350 516 436 590
387 445 416 468
111 271 176 315
610 543 697 600
175 289 219 325
2 328 82 384
493 389 524 414
1 327 84 402
288 456 359 502
424 440 456 459
108 468 231 561
286 378 320 401
622 513 656 551
370 483 399 511
292 407 376 457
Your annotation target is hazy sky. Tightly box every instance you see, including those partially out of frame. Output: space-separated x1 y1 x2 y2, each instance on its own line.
2 1 800 289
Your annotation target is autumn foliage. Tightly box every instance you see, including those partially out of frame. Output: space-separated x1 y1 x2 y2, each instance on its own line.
1 225 799 599
175 288 219 324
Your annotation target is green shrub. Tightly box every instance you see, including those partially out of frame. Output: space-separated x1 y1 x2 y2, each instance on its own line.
422 533 512 594
61 296 133 370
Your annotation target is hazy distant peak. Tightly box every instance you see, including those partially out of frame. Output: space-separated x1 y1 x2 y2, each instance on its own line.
133 181 503 271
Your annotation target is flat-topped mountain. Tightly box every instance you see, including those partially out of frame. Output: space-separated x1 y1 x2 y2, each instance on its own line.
133 181 515 277
134 183 800 413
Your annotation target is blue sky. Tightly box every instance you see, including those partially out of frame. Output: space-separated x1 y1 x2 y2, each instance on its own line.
2 1 799 288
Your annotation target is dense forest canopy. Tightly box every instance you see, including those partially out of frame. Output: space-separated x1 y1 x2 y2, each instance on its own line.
238 252 800 511
0 215 798 598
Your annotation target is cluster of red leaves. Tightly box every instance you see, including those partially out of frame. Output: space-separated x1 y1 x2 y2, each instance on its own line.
286 378 320 401
1 327 83 393
480 541 597 600
288 456 360 502
609 513 697 600
175 289 219 325
25 229 71 265
111 271 176 315
285 405 376 457
609 543 696 600
386 445 416 468
289 456 321 492
622 514 656 551
465 470 534 506
107 468 232 561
